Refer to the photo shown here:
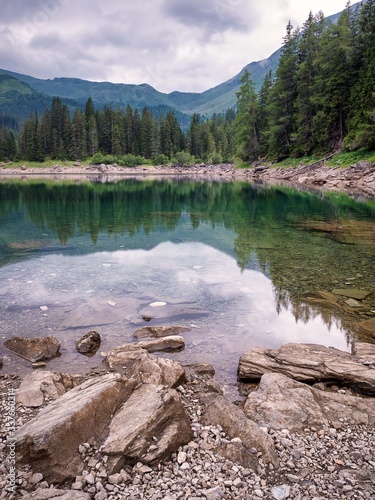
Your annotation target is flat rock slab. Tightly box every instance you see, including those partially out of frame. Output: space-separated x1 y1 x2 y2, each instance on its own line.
21 489 90 500
16 371 83 408
244 372 375 432
4 336 61 363
15 373 136 483
134 335 185 352
102 384 193 473
238 343 375 395
356 317 375 338
332 288 372 300
133 325 190 339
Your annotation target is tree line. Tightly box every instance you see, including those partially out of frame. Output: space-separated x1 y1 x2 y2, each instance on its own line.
235 0 375 161
0 96 235 165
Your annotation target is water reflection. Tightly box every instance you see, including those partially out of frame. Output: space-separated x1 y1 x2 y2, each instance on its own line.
0 178 374 387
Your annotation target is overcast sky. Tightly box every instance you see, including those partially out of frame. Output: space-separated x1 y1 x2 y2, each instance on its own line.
1 0 352 93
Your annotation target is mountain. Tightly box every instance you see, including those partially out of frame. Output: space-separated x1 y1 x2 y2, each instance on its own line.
0 48 280 121
0 4 358 124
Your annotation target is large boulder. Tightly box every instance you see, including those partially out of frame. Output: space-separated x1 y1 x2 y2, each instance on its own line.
4 336 60 363
16 371 83 408
244 372 375 432
238 343 375 395
102 384 193 473
15 373 136 483
105 345 185 387
202 395 278 466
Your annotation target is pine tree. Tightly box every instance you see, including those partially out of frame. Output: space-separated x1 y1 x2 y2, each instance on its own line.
295 11 325 155
234 70 260 161
268 22 300 159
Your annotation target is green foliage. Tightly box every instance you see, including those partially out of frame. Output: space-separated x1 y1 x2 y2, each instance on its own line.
172 150 196 165
234 2 375 162
118 154 147 167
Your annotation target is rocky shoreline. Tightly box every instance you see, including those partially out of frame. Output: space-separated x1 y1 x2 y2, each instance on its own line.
1 160 375 197
1 161 375 499
1 337 375 500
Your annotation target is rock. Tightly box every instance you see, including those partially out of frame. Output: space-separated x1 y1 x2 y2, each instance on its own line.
300 290 341 310
243 372 375 431
271 485 290 500
356 317 375 337
353 342 375 366
134 335 185 353
133 325 190 339
345 298 363 308
15 373 136 483
76 330 101 355
21 489 90 499
4 336 61 363
204 486 225 499
102 384 193 472
105 345 185 387
16 371 83 407
202 395 278 465
332 288 371 300
238 343 375 395
216 442 258 470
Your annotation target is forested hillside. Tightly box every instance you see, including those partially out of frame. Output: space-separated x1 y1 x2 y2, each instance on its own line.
0 1 373 165
235 0 375 160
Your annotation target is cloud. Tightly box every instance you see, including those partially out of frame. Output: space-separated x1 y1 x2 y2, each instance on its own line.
0 0 349 93
164 0 249 33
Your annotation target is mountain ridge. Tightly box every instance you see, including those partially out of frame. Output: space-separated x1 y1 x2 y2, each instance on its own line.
0 3 358 124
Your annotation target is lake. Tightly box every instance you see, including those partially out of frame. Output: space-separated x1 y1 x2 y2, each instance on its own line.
0 177 374 396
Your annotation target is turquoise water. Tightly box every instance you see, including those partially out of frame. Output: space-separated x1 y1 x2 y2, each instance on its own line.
0 178 374 393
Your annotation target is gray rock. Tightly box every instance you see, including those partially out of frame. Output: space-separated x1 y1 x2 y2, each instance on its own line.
238 343 375 395
21 488 90 499
271 485 290 500
133 325 190 339
244 372 375 431
16 371 83 408
216 442 258 470
133 335 185 353
202 395 278 465
76 330 101 355
4 335 61 363
332 288 371 300
204 486 225 499
15 373 136 483
102 384 193 472
105 345 185 387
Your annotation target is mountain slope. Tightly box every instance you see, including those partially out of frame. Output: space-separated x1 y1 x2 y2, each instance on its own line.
0 4 357 120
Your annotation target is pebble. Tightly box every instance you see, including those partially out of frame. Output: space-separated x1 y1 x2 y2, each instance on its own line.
1 377 374 500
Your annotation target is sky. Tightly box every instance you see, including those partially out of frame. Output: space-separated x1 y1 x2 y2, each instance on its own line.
1 0 352 94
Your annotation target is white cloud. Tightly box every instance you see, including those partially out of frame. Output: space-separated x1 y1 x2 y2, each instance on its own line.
0 0 350 92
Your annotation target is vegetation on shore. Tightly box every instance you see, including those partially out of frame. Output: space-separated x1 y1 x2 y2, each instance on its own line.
0 2 374 168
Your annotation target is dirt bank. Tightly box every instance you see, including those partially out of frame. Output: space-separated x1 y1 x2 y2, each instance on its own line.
1 161 375 197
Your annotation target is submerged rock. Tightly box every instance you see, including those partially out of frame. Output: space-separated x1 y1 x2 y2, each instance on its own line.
4 336 61 363
134 335 185 352
133 325 190 339
238 343 375 395
332 288 372 300
76 330 101 355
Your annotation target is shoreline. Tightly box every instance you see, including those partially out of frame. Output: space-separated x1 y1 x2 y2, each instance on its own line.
1 161 375 197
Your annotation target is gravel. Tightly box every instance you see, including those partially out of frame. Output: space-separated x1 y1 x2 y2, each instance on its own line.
0 374 374 499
